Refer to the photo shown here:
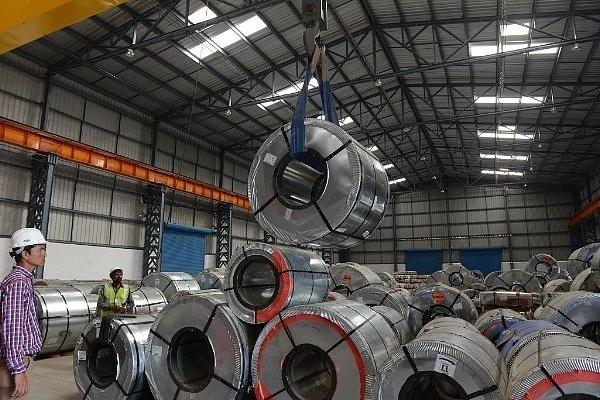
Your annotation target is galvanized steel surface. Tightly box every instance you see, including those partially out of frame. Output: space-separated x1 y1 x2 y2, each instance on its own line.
538 291 600 343
474 308 528 342
130 286 167 314
525 254 560 280
348 286 410 317
491 269 542 293
328 262 384 296
570 268 600 292
248 119 389 248
567 243 600 279
194 268 227 289
425 264 474 290
372 305 412 345
140 271 200 301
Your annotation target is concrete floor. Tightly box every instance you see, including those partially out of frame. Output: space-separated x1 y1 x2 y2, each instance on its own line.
30 355 81 400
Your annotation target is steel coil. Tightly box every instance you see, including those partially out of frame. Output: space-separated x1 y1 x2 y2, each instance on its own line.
73 313 156 399
541 278 571 305
375 317 507 400
471 269 485 283
408 283 478 337
484 271 502 289
141 271 200 301
248 118 389 248
372 305 411 345
130 286 167 314
426 264 474 290
474 308 528 342
591 250 600 288
538 291 600 344
570 268 600 292
526 254 560 281
194 268 227 290
506 331 600 399
479 290 541 309
224 242 329 324
376 271 397 288
491 269 542 293
348 286 410 317
145 290 256 400
35 286 96 355
567 243 600 278
326 291 346 301
252 300 397 400
328 262 383 296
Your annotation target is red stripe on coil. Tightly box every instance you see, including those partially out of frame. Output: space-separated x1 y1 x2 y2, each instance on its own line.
254 249 294 324
518 370 600 400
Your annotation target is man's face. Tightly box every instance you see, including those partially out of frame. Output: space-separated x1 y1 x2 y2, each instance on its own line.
23 245 46 268
112 271 123 283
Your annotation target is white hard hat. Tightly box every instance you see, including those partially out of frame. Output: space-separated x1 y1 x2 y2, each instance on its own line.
110 267 123 277
10 228 47 257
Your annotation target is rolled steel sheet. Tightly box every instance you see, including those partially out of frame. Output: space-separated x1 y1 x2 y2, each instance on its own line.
479 290 541 309
194 268 227 290
526 254 559 281
471 269 485 283
348 286 410 317
326 291 346 301
474 308 528 342
375 317 507 400
168 289 206 302
141 271 200 301
248 118 389 248
567 243 600 278
570 268 600 292
538 291 600 344
491 269 542 293
541 278 571 305
426 264 474 290
145 290 257 400
35 286 96 355
252 300 397 400
376 271 397 288
591 250 600 288
372 305 411 345
408 283 478 337
483 271 502 289
130 286 167 314
73 313 156 399
506 331 600 399
225 242 329 324
328 262 383 296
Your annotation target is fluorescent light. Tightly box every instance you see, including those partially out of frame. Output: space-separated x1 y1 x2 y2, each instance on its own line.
189 15 267 59
317 115 355 126
501 23 530 37
478 131 535 140
189 5 217 24
482 169 524 177
367 145 379 152
469 42 558 57
389 178 407 185
382 163 394 169
475 96 544 104
258 78 319 109
480 153 529 161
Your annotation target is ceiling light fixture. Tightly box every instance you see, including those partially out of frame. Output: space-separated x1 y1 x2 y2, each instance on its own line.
572 19 581 51
374 78 382 87
126 25 137 58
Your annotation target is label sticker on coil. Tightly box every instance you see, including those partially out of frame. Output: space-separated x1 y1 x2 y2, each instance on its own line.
434 354 457 377
155 278 160 286
432 291 445 303
151 345 163 357
284 208 292 220
263 153 277 165
77 351 87 361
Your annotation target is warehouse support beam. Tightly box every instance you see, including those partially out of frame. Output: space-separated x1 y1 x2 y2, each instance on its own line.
0 118 250 209
215 204 232 269
321 248 333 265
142 185 165 276
569 213 599 251
26 153 58 279
263 231 277 244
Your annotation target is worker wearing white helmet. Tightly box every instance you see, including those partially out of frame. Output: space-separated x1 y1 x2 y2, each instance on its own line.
0 228 46 399
96 267 134 317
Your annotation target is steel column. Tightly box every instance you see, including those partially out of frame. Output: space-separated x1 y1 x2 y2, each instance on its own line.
215 203 232 269
142 185 165 276
321 248 333 265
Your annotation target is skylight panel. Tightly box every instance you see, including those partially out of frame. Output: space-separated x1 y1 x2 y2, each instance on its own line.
382 163 394 169
367 145 379 152
189 5 217 24
480 153 529 161
501 23 530 37
389 178 407 185
482 169 524 177
474 96 544 104
478 131 534 140
257 78 319 109
469 42 558 57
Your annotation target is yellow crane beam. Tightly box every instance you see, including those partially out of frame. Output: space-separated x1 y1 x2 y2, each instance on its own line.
0 0 127 54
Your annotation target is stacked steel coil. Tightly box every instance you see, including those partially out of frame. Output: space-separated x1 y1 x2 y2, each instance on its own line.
407 283 478 337
348 285 410 317
224 242 329 324
73 313 156 399
252 300 397 400
570 268 600 292
129 286 167 314
141 271 200 301
372 305 411 345
474 308 528 342
35 286 97 355
194 268 227 290
376 271 398 288
567 243 600 278
541 278 571 305
145 290 257 400
592 249 600 287
326 291 347 301
248 118 389 248
491 269 542 293
479 291 540 310
526 253 560 281
426 264 474 290
328 262 383 296
484 271 502 289
537 291 600 344
504 325 600 399
375 317 507 400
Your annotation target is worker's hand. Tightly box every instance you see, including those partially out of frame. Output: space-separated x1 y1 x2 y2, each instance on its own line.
111 305 122 313
12 372 28 398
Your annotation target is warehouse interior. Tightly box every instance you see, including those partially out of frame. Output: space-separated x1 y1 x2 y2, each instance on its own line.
1 0 600 399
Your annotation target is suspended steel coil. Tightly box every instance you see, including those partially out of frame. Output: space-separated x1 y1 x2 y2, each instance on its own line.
145 290 257 400
491 269 542 293
141 271 200 301
538 291 600 344
408 283 478 337
73 313 156 399
474 308 528 342
426 264 474 290
484 271 502 289
570 268 600 292
194 268 227 290
35 286 96 356
505 331 600 399
328 262 383 296
567 243 600 279
224 242 329 324
375 317 507 400
376 271 397 288
348 286 410 317
130 286 167 314
372 305 411 345
252 300 397 400
248 118 389 248
526 253 560 281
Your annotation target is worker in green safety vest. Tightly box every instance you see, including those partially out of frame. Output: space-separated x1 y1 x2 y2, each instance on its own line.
96 268 134 317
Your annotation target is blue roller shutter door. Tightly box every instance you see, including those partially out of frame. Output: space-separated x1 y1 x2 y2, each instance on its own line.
161 223 212 276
